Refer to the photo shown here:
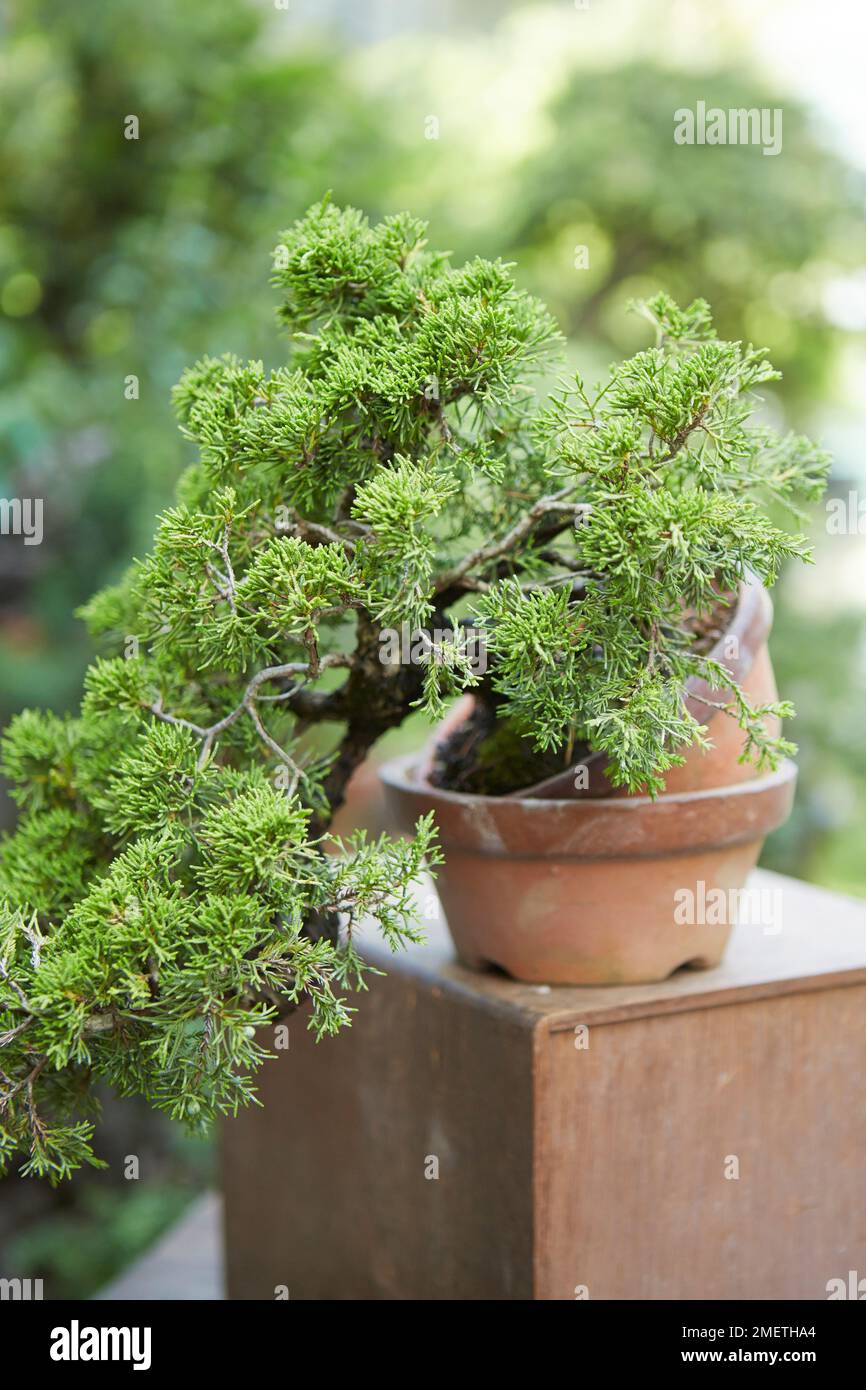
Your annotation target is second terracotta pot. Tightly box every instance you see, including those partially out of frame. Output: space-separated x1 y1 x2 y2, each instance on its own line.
422 577 779 801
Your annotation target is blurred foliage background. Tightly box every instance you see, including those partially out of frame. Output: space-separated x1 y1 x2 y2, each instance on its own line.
1 0 864 1295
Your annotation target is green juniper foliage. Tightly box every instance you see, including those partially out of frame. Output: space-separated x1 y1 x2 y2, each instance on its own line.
0 201 827 1179
476 294 829 791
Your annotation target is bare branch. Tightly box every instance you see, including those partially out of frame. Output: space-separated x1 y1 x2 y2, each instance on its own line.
434 486 584 593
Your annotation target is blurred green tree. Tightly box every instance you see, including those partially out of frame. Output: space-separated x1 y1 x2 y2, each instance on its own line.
502 65 866 411
0 0 399 716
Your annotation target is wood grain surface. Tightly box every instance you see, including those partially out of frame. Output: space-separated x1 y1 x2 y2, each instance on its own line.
223 963 536 1299
222 869 866 1299
534 985 866 1299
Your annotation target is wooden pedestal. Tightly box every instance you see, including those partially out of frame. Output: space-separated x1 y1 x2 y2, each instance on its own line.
222 870 866 1300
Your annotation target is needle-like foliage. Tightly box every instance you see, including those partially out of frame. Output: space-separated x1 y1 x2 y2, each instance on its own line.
0 202 827 1178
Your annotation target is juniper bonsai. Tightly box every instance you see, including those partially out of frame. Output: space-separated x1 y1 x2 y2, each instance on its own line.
0 200 827 1179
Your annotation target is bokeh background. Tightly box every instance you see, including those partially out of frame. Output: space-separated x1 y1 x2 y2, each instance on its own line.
1 0 864 1295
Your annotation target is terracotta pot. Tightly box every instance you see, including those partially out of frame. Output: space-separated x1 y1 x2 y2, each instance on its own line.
380 756 797 985
382 576 794 985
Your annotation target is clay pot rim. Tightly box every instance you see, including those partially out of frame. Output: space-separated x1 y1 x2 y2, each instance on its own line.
383 750 794 813
380 755 797 860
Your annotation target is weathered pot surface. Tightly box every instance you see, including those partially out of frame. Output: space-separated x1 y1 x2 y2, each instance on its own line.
380 756 797 985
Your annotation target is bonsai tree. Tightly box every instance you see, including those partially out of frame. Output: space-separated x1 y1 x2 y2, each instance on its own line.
0 201 827 1179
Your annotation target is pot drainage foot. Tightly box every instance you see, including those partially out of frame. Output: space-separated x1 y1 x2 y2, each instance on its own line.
455 952 511 978
680 954 722 973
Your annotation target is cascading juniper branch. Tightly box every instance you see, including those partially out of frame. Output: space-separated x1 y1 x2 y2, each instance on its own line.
0 200 828 1180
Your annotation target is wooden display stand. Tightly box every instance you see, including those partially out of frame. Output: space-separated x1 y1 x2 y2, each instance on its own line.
222 870 866 1300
